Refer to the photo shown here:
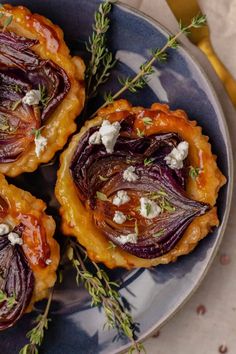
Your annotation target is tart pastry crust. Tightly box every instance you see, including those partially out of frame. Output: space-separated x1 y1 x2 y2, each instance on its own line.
0 173 59 310
0 4 85 176
56 99 226 269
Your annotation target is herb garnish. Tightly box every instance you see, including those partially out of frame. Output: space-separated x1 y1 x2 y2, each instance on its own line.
136 128 144 137
145 203 152 216
31 126 45 139
85 0 116 102
38 84 50 108
189 166 202 179
92 14 206 116
19 289 53 354
147 191 175 213
142 117 153 126
2 15 13 32
99 175 109 181
0 290 17 309
144 158 154 166
107 241 116 250
67 240 145 354
96 191 109 201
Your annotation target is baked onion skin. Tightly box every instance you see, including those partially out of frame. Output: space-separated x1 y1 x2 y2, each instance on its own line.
71 123 210 259
0 173 59 316
0 4 85 176
0 235 34 330
56 100 226 269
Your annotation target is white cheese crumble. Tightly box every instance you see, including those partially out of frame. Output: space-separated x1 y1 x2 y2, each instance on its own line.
8 232 23 246
22 90 41 106
113 211 127 224
123 166 138 182
0 223 10 236
164 141 189 170
116 233 137 245
89 120 121 153
112 190 130 206
45 258 52 265
140 197 161 219
89 131 101 145
35 135 47 157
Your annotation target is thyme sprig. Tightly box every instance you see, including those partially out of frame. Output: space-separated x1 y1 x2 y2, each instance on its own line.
19 289 53 354
85 0 116 101
0 290 17 309
0 4 13 32
92 14 206 116
67 239 145 354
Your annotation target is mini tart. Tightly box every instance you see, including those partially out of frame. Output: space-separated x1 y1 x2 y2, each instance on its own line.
56 99 226 269
0 173 59 329
0 4 85 177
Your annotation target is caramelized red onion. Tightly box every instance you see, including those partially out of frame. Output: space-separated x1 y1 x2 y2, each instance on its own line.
0 31 70 162
71 116 209 259
0 228 34 330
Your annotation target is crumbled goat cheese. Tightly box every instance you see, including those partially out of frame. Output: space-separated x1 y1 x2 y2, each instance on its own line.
164 141 189 169
35 135 47 157
0 223 10 236
45 258 52 265
22 90 41 106
89 120 121 154
8 232 23 246
113 211 127 224
123 166 138 182
89 131 102 145
116 233 137 245
99 120 121 153
140 197 161 219
113 190 130 206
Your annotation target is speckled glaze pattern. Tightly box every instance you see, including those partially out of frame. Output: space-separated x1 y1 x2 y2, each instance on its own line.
0 1 232 354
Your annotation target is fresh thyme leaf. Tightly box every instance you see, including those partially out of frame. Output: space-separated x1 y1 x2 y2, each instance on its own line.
31 126 45 139
191 13 207 28
99 175 109 181
104 91 114 104
3 15 13 30
107 241 116 250
19 290 53 354
153 229 165 238
142 117 153 125
96 191 109 201
136 128 144 137
0 290 17 309
189 166 202 179
159 197 175 213
38 84 50 108
10 83 23 93
145 203 152 216
144 158 154 166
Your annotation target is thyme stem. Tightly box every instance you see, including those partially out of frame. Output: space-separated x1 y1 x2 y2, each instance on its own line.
68 239 145 354
91 14 206 117
19 289 54 354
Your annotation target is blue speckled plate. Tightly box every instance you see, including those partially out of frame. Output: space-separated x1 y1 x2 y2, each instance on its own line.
0 1 233 353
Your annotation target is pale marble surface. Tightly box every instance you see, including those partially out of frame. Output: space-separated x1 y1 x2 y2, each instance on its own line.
120 1 236 353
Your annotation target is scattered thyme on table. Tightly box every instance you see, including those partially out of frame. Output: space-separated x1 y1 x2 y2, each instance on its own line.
18 1 207 353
